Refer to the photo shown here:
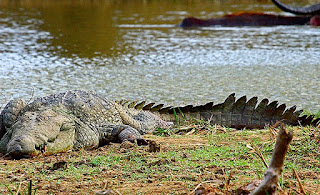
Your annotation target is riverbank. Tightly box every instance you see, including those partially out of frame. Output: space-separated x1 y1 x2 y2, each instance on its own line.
1 124 319 194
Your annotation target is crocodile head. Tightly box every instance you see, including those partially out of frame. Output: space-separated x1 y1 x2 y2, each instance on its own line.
6 108 75 159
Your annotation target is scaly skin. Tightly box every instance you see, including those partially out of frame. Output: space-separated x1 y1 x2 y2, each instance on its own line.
0 90 318 158
0 90 171 158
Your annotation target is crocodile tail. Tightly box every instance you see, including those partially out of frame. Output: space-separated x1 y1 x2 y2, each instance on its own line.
122 94 318 129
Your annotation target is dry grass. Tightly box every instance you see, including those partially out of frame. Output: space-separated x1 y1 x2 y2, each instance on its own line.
0 125 319 194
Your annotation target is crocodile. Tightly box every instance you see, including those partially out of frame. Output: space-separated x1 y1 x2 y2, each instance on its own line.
0 90 318 158
180 0 320 27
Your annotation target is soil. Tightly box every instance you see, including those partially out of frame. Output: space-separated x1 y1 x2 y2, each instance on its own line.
0 126 319 194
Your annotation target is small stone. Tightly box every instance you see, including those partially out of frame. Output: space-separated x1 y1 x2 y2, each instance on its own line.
120 140 135 149
148 140 160 152
50 160 68 170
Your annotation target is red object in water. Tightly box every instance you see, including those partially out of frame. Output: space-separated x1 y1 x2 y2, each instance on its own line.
180 0 320 27
180 12 311 27
310 15 320 26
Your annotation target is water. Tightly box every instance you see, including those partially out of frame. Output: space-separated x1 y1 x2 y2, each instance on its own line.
0 0 319 111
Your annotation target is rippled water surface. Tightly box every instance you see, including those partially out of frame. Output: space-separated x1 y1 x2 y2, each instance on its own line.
0 0 319 111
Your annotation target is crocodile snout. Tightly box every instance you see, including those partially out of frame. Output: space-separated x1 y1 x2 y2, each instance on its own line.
7 135 37 158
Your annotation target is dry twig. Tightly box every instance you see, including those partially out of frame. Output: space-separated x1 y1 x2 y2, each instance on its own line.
224 170 233 192
251 143 268 169
15 182 22 195
189 180 222 195
26 87 35 104
95 180 121 195
186 128 196 135
251 124 293 195
292 168 306 195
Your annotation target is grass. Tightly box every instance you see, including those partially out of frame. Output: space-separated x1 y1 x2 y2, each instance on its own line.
4 180 38 195
302 109 320 119
0 124 319 194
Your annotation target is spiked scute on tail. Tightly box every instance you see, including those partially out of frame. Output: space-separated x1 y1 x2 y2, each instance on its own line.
123 94 319 129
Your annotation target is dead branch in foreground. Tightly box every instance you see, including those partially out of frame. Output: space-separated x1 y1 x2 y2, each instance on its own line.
252 143 268 169
251 124 293 195
292 168 306 195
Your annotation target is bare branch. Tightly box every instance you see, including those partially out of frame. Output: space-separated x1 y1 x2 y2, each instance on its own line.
251 124 293 195
292 168 306 195
252 143 268 169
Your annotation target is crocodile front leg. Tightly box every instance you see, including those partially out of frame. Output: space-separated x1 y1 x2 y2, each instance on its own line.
118 126 148 145
113 102 172 134
99 124 148 146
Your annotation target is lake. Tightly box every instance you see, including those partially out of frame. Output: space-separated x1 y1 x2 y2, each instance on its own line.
0 0 319 111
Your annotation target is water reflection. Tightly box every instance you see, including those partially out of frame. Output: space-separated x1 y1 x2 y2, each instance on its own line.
0 0 319 111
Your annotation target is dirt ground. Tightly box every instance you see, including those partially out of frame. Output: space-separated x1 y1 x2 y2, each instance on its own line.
0 126 319 194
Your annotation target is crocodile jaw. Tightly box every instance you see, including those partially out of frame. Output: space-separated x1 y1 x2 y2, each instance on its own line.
7 135 38 158
5 108 74 158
